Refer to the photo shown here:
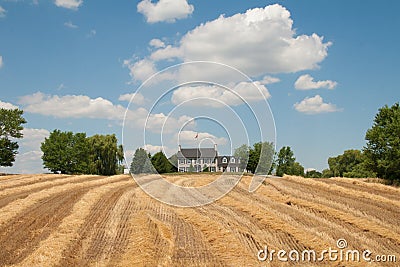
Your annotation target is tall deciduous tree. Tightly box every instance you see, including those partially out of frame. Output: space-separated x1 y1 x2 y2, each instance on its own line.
364 103 400 181
0 108 26 167
87 134 119 175
247 142 274 174
41 130 89 174
276 146 295 176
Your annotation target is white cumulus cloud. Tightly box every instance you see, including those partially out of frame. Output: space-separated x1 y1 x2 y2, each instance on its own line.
0 100 18 110
294 95 340 114
171 81 270 108
133 3 331 82
295 74 337 90
19 92 127 120
54 0 83 10
123 58 176 83
118 93 145 105
260 75 281 85
137 0 194 23
145 113 195 134
149 38 165 48
150 45 183 61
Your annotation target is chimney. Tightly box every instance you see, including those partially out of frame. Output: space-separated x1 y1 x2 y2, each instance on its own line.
214 144 217 151
178 145 181 152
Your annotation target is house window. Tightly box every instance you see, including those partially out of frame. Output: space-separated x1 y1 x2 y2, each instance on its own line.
230 167 236 172
179 167 185 172
222 157 227 163
230 157 235 163
186 159 191 164
204 158 209 164
180 159 185 164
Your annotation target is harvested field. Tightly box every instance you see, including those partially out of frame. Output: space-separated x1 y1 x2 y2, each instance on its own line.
0 174 399 266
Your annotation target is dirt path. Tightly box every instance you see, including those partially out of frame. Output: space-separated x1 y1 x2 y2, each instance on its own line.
0 174 398 266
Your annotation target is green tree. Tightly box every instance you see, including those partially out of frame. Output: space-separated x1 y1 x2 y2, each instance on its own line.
322 168 334 178
247 142 274 174
130 148 150 174
363 103 400 181
203 164 209 172
328 149 364 177
143 157 156 174
188 163 195 172
234 144 250 171
305 170 322 178
116 144 125 174
328 149 375 178
87 134 119 175
168 153 178 172
151 151 174 174
276 146 295 177
291 162 305 177
344 162 376 178
0 108 26 167
41 130 89 174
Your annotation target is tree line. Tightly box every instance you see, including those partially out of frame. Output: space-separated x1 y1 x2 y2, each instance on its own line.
1 102 399 183
41 130 124 175
318 103 400 183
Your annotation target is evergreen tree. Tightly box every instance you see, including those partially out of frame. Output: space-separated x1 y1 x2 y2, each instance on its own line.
151 151 174 173
130 148 149 174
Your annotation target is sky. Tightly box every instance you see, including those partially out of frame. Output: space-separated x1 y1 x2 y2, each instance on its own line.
1 0 400 173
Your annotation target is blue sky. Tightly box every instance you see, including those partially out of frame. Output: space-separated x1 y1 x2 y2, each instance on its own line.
0 0 399 173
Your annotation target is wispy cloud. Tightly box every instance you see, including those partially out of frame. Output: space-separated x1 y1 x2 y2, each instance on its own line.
64 21 78 29
54 0 82 10
0 6 6 18
86 29 96 38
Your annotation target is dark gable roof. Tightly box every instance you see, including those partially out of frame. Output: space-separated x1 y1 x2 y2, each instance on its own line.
177 148 217 158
